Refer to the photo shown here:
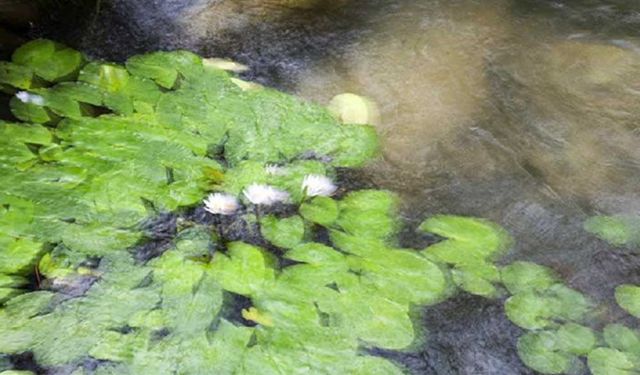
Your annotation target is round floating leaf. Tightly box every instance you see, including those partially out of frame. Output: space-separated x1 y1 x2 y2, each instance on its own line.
547 284 592 322
352 247 449 305
260 215 305 249
501 261 559 295
555 323 597 355
299 196 339 227
604 324 640 355
336 190 398 240
0 237 43 275
452 265 499 297
0 62 36 90
584 215 640 247
505 292 554 330
588 347 637 375
518 331 577 375
12 39 84 82
420 215 511 262
285 242 345 265
616 284 640 318
10 95 54 124
78 62 130 92
211 242 275 296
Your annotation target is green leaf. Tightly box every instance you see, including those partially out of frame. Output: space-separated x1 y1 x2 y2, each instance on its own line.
0 62 36 90
616 284 640 318
10 95 54 124
420 215 511 262
0 121 52 145
604 324 640 355
211 242 275 296
517 331 578 375
126 51 203 88
452 264 499 297
285 242 345 265
505 284 591 330
0 237 43 275
61 224 141 256
336 190 398 240
78 62 130 92
588 348 638 375
555 323 597 355
260 215 305 249
299 196 339 227
12 39 84 82
501 261 559 295
352 247 449 305
505 291 555 330
584 215 640 247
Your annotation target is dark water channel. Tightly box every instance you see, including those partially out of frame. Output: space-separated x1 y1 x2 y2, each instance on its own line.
2 0 640 374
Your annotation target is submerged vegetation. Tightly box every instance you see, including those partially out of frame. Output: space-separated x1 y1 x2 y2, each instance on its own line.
0 39 638 374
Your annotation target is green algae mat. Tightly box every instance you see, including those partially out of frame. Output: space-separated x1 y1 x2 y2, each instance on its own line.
0 39 639 375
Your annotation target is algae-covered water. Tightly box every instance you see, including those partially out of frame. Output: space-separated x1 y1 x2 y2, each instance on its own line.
1 1 640 374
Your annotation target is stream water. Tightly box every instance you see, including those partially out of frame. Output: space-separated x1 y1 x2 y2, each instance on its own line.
3 0 640 373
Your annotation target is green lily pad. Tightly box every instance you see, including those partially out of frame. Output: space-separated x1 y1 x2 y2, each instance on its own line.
584 215 640 247
604 324 640 355
501 261 559 295
260 215 305 249
12 39 84 82
616 284 640 318
0 62 36 90
517 331 580 375
588 347 638 375
299 196 340 227
336 190 398 240
211 242 275 296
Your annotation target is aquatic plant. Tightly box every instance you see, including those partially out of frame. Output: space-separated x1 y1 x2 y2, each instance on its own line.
1 38 634 375
419 216 511 297
499 262 596 374
588 324 640 375
616 284 640 319
0 39 511 374
584 215 640 248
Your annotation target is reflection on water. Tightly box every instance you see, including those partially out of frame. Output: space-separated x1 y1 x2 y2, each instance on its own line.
9 0 640 373
293 0 640 293
292 1 640 371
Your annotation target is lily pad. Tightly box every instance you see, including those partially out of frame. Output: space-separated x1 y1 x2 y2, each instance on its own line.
260 215 305 249
615 284 640 318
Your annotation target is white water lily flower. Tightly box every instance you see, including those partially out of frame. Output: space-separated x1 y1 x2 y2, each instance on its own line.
265 164 286 176
203 193 240 215
243 184 290 205
16 91 45 106
302 174 337 197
